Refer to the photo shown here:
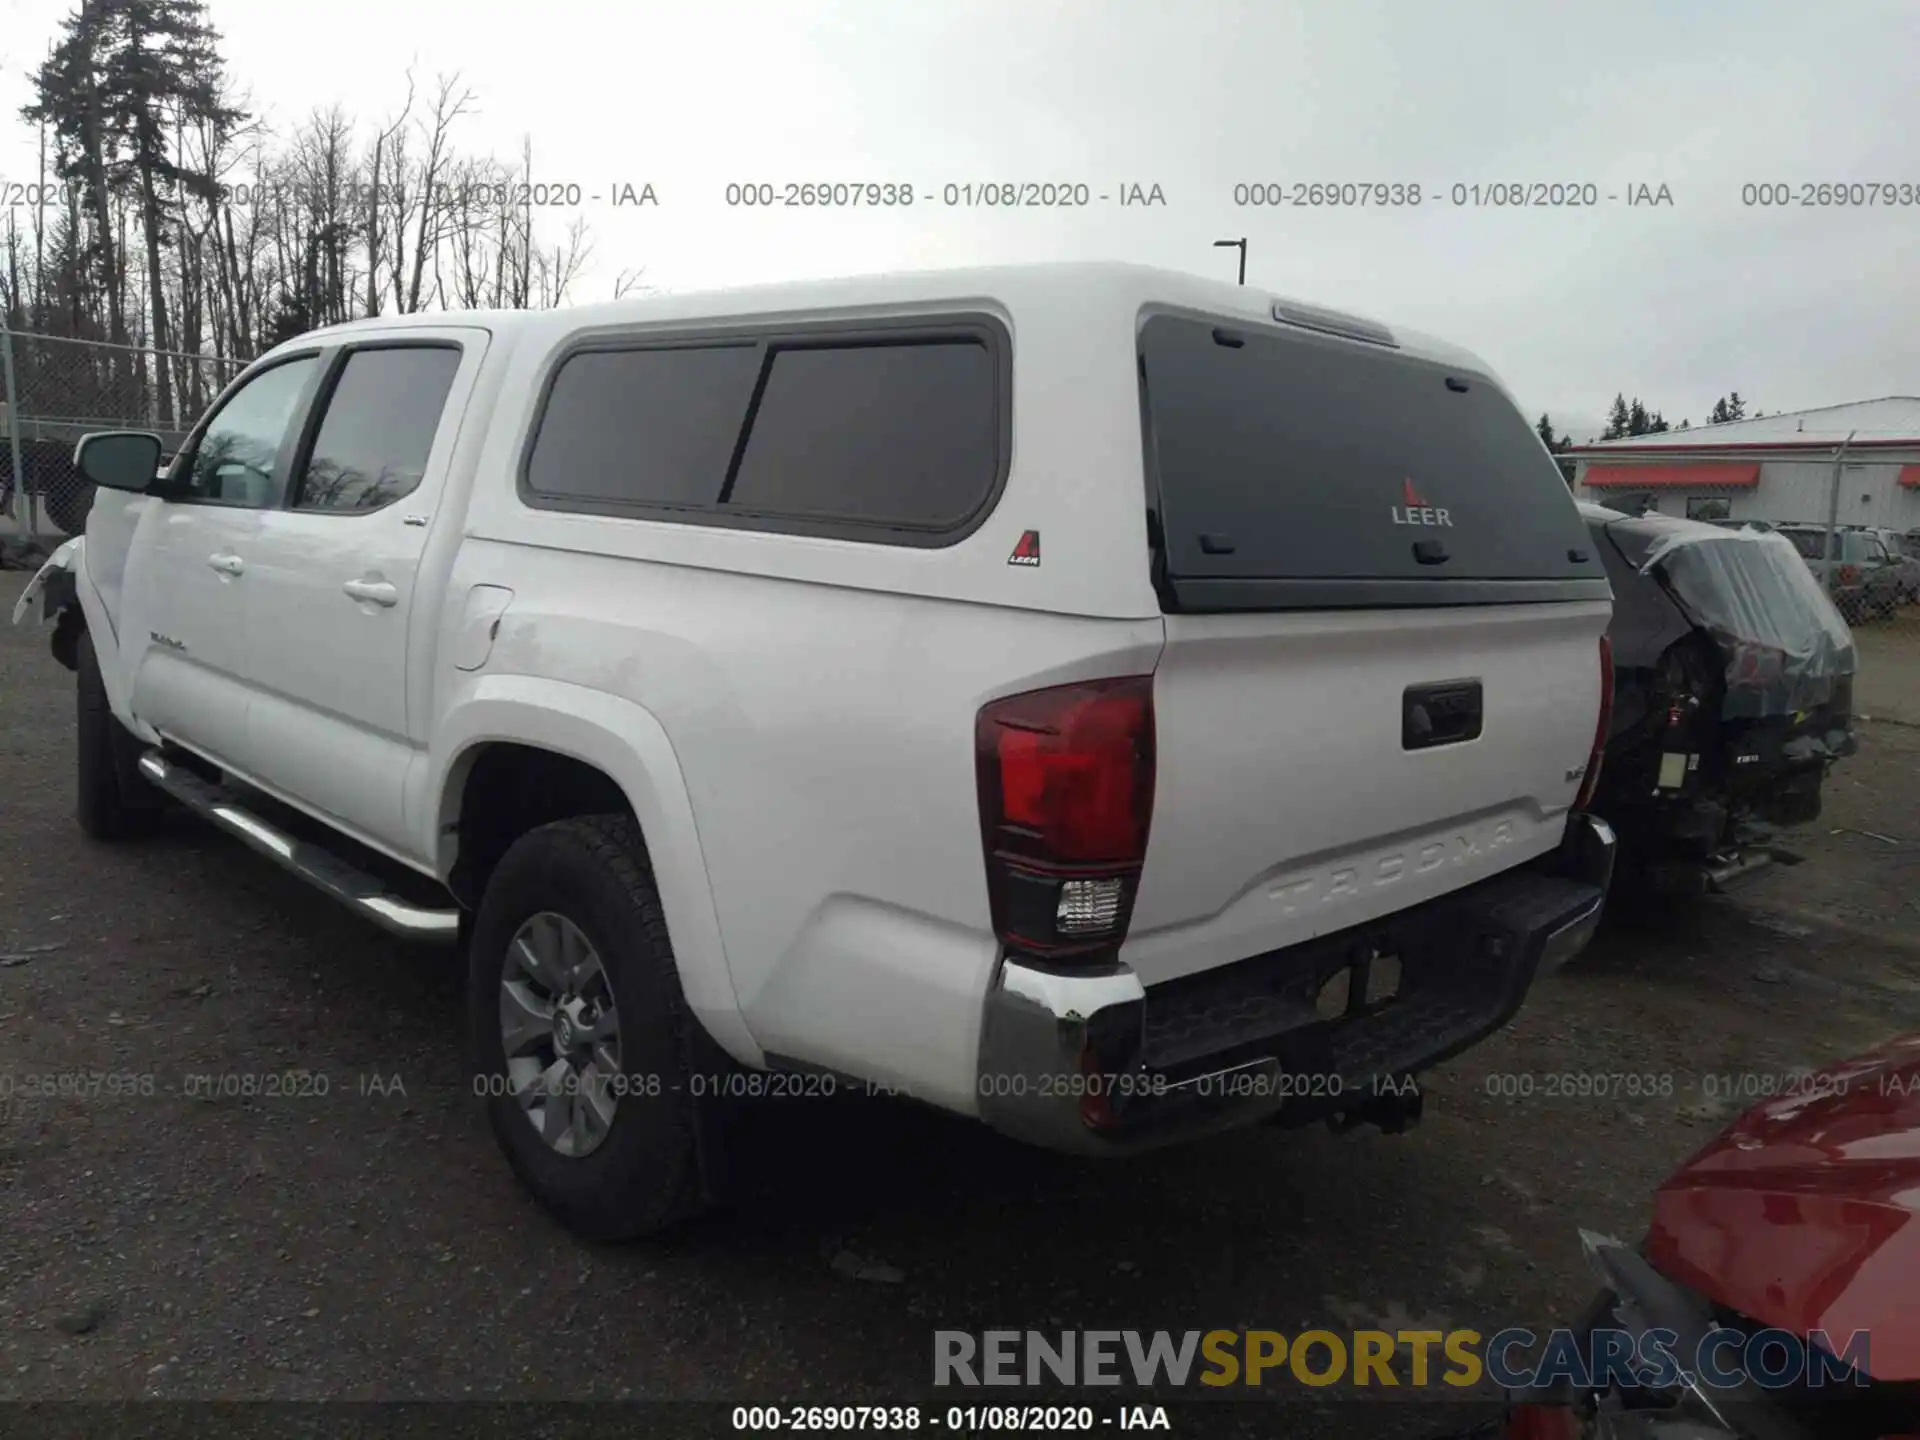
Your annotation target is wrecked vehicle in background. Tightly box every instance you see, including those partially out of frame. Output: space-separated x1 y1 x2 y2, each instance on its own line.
1576 503 1857 894
1454 1033 1920 1440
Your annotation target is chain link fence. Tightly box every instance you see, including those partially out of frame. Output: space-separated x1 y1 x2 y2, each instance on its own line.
2 328 243 550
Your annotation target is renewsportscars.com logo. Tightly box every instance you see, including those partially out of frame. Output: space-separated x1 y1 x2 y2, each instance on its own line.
933 1326 1872 1391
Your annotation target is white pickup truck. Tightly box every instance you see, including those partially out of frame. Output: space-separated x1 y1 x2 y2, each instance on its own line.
14 262 1616 1238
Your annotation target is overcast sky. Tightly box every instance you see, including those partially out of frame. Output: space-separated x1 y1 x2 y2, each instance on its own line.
2 0 1916 443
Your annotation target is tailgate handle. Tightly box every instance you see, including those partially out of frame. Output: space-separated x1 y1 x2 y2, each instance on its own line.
1403 681 1483 750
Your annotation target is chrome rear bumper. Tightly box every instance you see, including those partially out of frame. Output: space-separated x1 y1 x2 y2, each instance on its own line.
977 812 1615 1155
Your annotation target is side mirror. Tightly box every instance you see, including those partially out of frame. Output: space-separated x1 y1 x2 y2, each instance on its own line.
74 431 164 493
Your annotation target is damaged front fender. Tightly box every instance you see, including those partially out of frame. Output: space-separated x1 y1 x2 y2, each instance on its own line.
9 535 85 670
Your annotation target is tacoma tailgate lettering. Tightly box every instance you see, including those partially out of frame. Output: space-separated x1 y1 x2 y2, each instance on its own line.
1266 822 1514 918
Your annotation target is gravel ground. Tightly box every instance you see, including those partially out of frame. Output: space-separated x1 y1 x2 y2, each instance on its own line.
5 568 1920 1439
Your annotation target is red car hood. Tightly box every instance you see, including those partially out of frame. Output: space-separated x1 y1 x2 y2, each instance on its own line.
1645 1033 1920 1381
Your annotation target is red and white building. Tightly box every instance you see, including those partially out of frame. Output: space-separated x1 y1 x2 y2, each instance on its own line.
1567 396 1920 532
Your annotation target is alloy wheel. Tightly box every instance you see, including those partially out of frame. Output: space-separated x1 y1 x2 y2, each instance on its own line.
499 910 623 1157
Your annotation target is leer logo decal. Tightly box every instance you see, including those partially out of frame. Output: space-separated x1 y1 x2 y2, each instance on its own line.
1391 477 1452 528
1008 530 1041 566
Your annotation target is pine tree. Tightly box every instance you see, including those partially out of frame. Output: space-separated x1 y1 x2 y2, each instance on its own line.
1604 393 1631 440
23 2 125 350
25 0 245 423
1627 399 1650 436
1726 392 1746 421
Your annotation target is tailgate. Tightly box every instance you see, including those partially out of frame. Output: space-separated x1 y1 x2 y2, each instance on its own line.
1124 602 1607 984
1125 306 1611 986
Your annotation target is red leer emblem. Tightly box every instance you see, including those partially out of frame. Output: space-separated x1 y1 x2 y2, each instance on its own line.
1009 531 1041 566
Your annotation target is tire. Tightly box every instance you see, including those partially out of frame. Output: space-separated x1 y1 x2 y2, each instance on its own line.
469 813 714 1240
75 630 165 840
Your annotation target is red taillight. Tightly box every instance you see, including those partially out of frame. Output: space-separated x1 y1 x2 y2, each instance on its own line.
1573 635 1613 812
1728 641 1785 688
1838 563 1861 585
976 676 1156 957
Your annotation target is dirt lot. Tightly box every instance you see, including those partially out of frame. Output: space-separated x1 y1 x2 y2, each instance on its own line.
4 569 1920 1439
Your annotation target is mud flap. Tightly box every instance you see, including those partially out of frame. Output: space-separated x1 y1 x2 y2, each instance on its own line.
683 1020 737 1208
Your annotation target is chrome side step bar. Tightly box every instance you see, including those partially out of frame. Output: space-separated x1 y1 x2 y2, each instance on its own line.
136 751 461 944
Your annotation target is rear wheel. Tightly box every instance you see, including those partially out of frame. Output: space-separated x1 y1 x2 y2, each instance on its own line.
75 630 165 840
469 813 714 1239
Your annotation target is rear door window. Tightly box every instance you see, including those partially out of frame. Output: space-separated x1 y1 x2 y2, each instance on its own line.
294 346 462 512
1139 313 1602 609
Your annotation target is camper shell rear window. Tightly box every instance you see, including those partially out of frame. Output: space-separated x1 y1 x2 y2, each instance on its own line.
1138 311 1609 611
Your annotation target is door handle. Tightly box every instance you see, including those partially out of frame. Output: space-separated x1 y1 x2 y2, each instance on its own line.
207 553 245 577
343 577 399 608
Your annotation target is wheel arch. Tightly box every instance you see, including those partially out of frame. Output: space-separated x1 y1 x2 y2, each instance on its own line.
10 535 85 670
426 677 761 1067
67 543 151 735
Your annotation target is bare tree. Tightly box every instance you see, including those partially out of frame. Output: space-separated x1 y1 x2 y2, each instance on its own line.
401 74 474 313
533 214 592 309
362 68 414 317
2 13 629 452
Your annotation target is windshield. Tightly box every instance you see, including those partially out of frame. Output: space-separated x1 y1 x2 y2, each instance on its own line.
1636 529 1855 719
1780 528 1878 563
